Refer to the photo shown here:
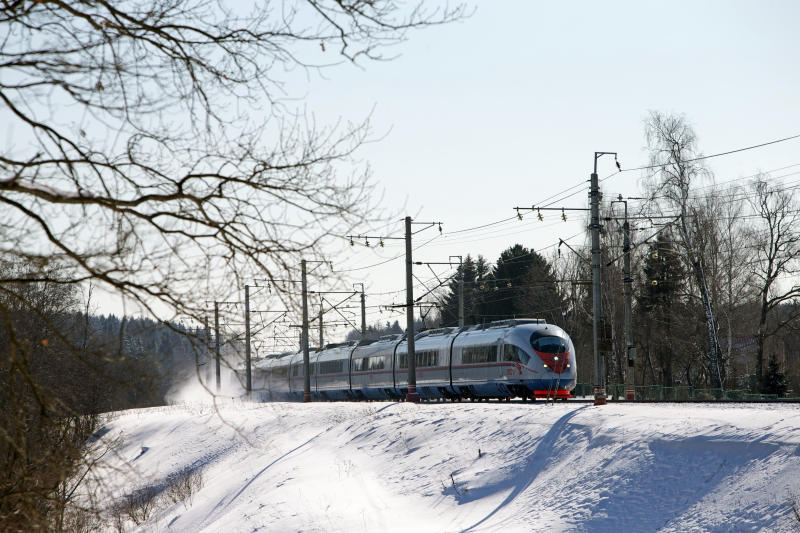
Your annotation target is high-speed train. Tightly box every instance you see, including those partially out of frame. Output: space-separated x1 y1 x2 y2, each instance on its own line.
245 319 576 401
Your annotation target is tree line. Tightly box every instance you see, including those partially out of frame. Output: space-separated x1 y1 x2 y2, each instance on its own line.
350 175 798 398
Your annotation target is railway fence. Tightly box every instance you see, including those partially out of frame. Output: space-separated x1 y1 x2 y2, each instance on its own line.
572 383 800 402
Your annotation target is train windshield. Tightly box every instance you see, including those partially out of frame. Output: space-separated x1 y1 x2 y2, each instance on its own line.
531 336 569 354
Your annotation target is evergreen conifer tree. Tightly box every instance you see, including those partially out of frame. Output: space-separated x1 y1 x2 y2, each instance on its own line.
763 354 788 396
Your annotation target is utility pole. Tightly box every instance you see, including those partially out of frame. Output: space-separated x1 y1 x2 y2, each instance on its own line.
348 221 442 402
203 315 210 384
301 259 311 402
622 200 635 400
459 272 464 327
244 284 251 397
613 195 636 401
450 255 464 327
405 216 419 403
361 292 366 336
591 152 618 406
318 299 324 347
214 301 221 393
354 283 366 337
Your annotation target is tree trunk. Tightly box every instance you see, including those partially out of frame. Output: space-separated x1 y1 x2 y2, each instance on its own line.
755 293 769 392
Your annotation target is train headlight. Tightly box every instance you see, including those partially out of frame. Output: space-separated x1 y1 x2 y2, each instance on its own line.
543 364 548 368
554 356 560 361
566 364 571 368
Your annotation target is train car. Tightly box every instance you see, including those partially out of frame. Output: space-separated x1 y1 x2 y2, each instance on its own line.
243 319 576 401
350 335 401 400
316 342 356 401
250 351 294 401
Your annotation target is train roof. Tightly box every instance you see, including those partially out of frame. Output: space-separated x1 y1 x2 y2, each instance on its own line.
245 319 558 369
411 319 547 339
316 342 357 362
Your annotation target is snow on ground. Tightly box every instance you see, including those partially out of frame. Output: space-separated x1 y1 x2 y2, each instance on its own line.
87 400 800 532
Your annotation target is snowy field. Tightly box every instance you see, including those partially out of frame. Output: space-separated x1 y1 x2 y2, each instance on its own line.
87 400 800 532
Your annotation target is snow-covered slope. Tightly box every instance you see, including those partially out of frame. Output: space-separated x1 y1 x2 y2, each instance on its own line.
90 401 800 532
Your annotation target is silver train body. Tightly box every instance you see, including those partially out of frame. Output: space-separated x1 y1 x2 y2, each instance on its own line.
245 319 577 401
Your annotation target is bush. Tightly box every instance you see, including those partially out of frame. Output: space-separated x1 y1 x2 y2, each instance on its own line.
165 467 204 508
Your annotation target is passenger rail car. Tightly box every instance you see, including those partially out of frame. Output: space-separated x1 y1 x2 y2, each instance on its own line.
245 319 576 402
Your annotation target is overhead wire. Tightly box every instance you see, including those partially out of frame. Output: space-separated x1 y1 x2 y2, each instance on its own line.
340 133 800 272
621 132 800 173
538 133 800 212
325 132 800 335
334 234 442 273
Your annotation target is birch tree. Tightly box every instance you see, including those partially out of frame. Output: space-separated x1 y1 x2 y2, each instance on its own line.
644 111 725 387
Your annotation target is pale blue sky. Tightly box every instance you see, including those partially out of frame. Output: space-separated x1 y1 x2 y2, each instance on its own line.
24 1 796 339
295 0 800 337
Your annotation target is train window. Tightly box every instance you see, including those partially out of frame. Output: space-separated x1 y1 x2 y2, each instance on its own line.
531 336 568 354
503 344 531 365
274 366 289 378
352 358 362 372
397 350 437 369
369 356 385 370
290 363 315 376
420 350 437 367
461 345 497 364
319 360 344 374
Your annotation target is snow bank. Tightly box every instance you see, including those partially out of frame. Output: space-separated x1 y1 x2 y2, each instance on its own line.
88 401 800 532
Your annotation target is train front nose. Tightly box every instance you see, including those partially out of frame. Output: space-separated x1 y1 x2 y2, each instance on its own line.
536 351 570 374
530 333 571 374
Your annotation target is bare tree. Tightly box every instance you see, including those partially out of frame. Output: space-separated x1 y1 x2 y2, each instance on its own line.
0 1 466 528
644 111 725 388
747 177 800 391
551 238 594 385
692 185 756 386
2 1 467 315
